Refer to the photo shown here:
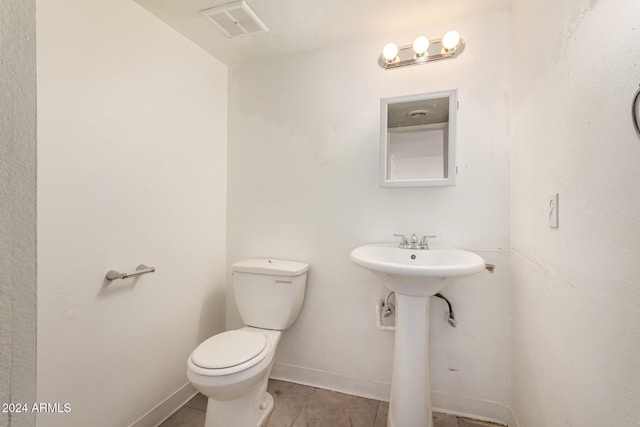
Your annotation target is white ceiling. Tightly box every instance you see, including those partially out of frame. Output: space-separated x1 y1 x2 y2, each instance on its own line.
134 0 511 67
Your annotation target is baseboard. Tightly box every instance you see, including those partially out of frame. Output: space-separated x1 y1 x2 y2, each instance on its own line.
271 362 391 402
271 363 518 426
432 391 518 426
129 382 198 427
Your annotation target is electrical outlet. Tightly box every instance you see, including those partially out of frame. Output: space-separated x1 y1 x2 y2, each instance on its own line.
548 193 559 228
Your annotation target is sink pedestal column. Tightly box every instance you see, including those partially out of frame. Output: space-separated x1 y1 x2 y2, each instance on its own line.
388 293 432 427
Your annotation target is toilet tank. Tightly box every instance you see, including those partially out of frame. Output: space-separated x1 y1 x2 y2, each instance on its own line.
232 258 309 330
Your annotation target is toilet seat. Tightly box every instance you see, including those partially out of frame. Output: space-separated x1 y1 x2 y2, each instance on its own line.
190 330 269 376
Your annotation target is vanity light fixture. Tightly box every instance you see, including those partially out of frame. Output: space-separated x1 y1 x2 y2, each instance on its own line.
379 30 464 69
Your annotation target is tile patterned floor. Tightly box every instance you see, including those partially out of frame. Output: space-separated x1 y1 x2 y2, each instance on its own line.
160 379 505 427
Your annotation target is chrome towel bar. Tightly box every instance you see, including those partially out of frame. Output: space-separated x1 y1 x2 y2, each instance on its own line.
106 264 155 281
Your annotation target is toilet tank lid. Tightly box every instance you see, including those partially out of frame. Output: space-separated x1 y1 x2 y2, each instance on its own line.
232 258 309 276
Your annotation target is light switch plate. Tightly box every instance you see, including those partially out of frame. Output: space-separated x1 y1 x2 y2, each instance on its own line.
548 193 559 228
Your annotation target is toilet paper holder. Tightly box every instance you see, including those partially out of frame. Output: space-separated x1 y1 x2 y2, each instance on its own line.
106 264 155 281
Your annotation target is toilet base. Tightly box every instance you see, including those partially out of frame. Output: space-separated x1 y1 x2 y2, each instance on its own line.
204 385 274 427
256 392 274 427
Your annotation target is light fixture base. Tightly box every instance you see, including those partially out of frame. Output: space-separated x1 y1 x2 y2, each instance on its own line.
378 38 465 70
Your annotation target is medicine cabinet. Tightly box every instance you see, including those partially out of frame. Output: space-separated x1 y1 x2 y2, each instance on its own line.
380 90 457 187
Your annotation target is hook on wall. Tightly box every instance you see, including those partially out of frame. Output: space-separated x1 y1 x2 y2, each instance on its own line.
632 84 640 139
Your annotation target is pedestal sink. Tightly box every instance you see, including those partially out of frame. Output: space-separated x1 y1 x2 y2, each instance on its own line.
350 243 485 427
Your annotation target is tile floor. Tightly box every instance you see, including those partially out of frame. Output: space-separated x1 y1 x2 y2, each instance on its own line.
160 379 505 427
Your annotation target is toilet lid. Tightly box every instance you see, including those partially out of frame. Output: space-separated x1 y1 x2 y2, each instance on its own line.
191 330 267 370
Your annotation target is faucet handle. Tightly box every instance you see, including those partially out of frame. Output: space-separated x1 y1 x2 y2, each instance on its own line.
393 233 408 246
420 235 437 249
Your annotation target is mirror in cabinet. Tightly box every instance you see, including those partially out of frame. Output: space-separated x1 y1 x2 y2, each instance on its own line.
380 90 457 187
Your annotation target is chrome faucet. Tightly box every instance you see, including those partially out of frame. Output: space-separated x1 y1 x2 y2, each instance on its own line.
394 233 436 249
393 233 409 248
419 234 436 250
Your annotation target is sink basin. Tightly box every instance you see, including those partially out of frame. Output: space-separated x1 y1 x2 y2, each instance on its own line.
350 243 485 296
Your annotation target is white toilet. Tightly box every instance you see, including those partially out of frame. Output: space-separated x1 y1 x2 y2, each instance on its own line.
187 258 309 427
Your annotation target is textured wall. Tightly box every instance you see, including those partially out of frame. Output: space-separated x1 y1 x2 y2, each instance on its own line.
36 1 228 425
228 10 514 423
0 1 37 426
510 0 640 425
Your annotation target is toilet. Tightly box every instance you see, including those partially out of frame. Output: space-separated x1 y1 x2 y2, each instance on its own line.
187 258 309 427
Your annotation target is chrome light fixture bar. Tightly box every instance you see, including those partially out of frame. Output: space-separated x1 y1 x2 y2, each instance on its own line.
379 31 465 70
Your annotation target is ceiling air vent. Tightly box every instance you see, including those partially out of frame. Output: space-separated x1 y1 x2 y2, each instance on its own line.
200 0 268 38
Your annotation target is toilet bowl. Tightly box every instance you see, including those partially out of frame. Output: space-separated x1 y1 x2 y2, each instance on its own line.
187 327 281 427
186 258 308 427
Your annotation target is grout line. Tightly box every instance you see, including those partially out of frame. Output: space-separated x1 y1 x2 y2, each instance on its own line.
289 387 315 427
372 401 381 426
184 394 206 412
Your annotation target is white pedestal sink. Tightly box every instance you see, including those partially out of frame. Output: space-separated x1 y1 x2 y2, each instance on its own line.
350 243 485 427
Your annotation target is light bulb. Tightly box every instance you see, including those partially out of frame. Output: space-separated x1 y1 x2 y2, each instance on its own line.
442 30 461 50
412 36 430 56
382 43 399 62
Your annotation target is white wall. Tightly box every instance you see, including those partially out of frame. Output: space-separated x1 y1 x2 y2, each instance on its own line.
510 0 640 426
0 1 37 427
228 10 514 422
36 1 228 426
